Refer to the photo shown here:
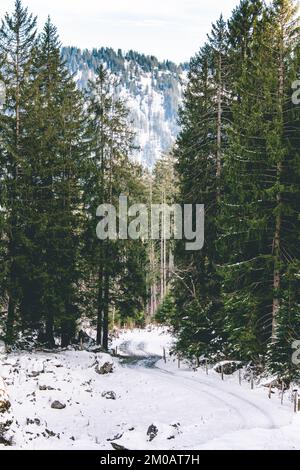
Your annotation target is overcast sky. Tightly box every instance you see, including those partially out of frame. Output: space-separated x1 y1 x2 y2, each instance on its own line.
0 0 241 63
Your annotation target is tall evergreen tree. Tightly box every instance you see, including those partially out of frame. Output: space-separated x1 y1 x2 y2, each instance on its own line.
173 16 230 358
265 0 300 377
171 0 300 375
0 0 37 343
220 0 300 366
19 17 86 346
219 1 272 359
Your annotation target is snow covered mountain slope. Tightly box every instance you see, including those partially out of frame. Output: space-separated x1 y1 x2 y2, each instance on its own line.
62 47 187 168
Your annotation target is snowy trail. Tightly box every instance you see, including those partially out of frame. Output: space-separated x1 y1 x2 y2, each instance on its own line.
114 329 298 450
145 366 280 433
2 327 300 450
119 340 268 425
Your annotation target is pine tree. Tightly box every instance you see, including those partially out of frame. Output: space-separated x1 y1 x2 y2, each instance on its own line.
173 16 231 358
0 0 37 343
219 0 272 359
0 68 7 335
265 0 300 376
19 17 86 346
221 0 300 367
268 0 300 340
171 0 300 370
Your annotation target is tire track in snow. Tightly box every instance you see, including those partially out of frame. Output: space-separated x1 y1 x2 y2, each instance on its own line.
118 338 291 447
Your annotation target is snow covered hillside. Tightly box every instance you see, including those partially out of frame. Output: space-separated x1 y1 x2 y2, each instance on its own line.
62 47 187 168
1 327 300 450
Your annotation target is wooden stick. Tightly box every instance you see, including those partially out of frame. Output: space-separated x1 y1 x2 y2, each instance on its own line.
294 391 298 413
205 359 208 375
250 371 254 390
268 383 272 399
221 365 224 381
163 348 166 364
281 382 284 405
239 369 242 385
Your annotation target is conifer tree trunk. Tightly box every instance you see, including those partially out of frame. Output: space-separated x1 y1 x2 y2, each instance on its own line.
96 264 103 345
163 193 167 295
96 93 105 345
160 205 164 302
6 295 16 345
6 29 21 344
149 243 155 317
216 52 222 185
45 312 55 348
2 2 37 343
102 272 109 351
272 15 285 341
148 181 157 317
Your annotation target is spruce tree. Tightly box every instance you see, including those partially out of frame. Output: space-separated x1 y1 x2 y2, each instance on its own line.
265 0 300 376
0 0 37 343
20 17 86 346
219 0 272 359
221 0 300 368
173 17 230 359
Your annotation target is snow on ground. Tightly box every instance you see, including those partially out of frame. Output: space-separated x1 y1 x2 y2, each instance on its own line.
1 326 300 450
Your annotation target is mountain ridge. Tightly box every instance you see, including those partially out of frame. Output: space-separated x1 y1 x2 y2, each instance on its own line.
62 46 188 168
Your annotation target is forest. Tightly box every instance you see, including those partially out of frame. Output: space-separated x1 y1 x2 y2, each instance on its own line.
0 0 300 384
167 0 300 381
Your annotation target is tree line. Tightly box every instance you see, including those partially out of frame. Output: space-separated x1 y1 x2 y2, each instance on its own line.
161 0 300 381
0 0 152 349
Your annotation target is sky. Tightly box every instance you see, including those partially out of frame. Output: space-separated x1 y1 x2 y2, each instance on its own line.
0 0 240 63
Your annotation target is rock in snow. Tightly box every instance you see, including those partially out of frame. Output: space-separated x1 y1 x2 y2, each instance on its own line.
0 419 13 446
39 385 55 391
111 442 128 451
214 361 243 375
51 401 66 410
147 424 158 442
102 391 117 400
96 362 114 375
0 377 11 413
27 360 45 377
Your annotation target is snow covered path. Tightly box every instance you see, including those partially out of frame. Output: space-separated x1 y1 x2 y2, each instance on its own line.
113 328 300 450
1 327 300 450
